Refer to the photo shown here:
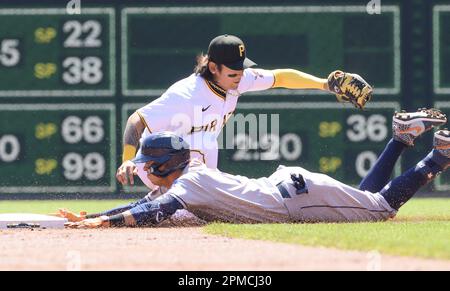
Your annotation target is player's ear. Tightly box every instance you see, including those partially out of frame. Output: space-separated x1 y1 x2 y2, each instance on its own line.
208 61 218 74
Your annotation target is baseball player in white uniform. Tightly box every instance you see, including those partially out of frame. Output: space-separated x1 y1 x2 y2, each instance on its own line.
62 108 449 228
116 34 372 197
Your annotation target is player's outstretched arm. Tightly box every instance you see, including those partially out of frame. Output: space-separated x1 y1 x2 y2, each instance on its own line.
271 69 328 90
53 198 152 222
65 195 184 228
271 69 373 109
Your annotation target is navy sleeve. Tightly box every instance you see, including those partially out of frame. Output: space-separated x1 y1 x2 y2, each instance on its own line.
85 197 150 219
109 194 184 227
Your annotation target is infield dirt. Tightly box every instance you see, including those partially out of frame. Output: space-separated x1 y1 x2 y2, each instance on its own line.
0 227 449 271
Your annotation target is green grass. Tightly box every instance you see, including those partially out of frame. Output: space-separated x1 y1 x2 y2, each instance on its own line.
393 198 450 221
204 198 450 260
1 198 449 260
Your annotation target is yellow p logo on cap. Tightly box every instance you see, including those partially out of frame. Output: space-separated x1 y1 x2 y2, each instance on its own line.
238 45 245 57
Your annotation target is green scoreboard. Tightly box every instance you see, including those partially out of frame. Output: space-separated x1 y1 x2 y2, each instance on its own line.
434 5 450 192
122 5 400 97
0 104 116 194
0 2 447 196
434 5 450 96
0 8 115 97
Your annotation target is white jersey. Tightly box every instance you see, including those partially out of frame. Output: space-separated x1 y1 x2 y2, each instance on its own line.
137 68 274 168
135 68 274 189
167 160 397 223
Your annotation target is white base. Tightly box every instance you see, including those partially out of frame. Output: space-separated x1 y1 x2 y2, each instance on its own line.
0 213 67 229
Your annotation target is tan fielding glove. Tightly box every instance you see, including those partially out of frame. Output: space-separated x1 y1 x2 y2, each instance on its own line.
327 70 373 109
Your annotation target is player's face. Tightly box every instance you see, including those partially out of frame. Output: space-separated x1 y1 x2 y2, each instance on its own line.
143 161 167 186
143 161 180 188
210 63 244 91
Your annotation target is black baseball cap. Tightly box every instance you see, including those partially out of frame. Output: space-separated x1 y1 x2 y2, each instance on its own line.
207 34 257 70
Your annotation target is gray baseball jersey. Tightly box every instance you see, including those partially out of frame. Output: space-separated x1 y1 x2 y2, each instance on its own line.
168 160 397 223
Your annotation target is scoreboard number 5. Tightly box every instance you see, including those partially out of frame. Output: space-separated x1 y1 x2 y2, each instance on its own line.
0 39 20 67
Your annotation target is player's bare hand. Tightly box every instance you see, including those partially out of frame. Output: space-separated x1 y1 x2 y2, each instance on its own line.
116 160 138 185
65 217 107 229
50 208 87 222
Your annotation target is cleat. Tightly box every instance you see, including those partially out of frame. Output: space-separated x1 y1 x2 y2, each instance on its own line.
434 129 450 160
393 108 447 146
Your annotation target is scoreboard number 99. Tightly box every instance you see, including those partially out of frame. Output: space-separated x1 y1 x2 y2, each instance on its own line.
0 104 116 194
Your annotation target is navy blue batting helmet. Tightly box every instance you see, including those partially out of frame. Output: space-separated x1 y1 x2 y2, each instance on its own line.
133 132 190 177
